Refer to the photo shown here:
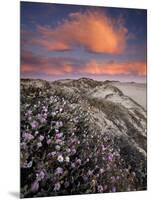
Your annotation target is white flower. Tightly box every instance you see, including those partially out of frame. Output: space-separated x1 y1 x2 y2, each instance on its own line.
35 131 39 135
65 156 70 162
66 148 71 153
39 135 44 141
57 155 64 162
37 142 42 148
55 145 61 151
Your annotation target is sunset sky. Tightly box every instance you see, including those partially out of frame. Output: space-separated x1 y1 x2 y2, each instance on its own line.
21 2 147 82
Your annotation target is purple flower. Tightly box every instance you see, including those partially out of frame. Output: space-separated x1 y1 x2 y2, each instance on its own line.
108 154 113 162
55 132 63 139
27 110 32 115
112 186 116 192
47 139 51 144
40 117 46 124
36 171 45 181
51 151 57 156
55 167 63 175
76 159 81 165
22 132 34 142
31 121 38 129
54 182 61 191
31 180 39 193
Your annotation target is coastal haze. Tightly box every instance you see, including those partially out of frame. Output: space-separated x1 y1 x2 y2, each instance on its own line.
20 2 147 198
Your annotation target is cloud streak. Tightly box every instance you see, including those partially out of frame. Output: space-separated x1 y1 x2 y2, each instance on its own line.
21 51 146 77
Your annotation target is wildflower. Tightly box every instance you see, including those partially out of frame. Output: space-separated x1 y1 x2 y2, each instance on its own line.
66 148 71 153
36 171 45 181
51 112 56 117
35 131 39 135
55 132 63 139
39 135 44 141
31 121 38 129
88 170 93 176
112 186 116 192
51 151 57 156
108 154 113 162
76 159 81 165
55 139 63 144
71 163 76 168
28 116 32 121
55 167 63 175
47 139 51 145
54 182 61 191
97 185 103 192
27 110 32 115
37 142 42 148
31 180 39 193
57 155 64 162
100 168 104 174
55 145 61 151
65 156 70 162
22 132 34 142
40 117 46 123
59 108 63 112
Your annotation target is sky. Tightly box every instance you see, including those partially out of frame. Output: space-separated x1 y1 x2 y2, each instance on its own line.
21 2 147 82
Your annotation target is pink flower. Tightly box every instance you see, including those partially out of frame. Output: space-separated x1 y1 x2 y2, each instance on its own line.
108 154 113 162
47 139 51 145
55 132 63 139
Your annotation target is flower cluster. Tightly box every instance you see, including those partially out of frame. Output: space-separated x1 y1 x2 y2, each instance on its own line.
20 83 145 198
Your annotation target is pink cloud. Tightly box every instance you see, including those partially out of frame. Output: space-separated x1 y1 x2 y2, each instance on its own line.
80 60 146 76
35 11 128 54
21 51 146 77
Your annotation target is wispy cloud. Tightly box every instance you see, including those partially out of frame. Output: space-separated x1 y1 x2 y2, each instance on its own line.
21 51 146 77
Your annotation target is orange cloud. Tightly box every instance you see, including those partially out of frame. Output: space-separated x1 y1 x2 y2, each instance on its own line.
37 11 128 54
21 51 146 77
80 60 146 76
32 39 70 51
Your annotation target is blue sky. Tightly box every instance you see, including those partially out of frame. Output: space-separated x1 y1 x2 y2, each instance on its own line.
21 2 147 82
